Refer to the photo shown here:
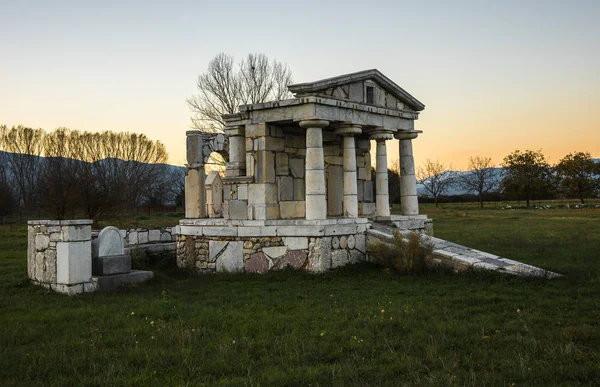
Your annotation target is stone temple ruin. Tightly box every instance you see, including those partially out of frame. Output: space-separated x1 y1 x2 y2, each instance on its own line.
175 69 431 273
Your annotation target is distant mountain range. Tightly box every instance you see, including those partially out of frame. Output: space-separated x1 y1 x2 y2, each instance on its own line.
2 151 597 198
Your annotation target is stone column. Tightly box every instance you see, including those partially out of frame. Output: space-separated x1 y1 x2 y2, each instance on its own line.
300 119 329 220
224 125 246 177
335 125 362 218
185 130 206 218
370 129 394 218
395 131 419 216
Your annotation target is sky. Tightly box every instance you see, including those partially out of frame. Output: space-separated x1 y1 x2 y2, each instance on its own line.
1 0 599 169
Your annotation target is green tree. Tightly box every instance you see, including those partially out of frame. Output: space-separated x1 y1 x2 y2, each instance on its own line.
501 150 554 206
556 152 599 204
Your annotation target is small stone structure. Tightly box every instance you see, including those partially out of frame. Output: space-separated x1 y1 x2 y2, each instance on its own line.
176 69 429 273
93 226 131 276
205 171 223 217
28 221 154 295
28 220 96 295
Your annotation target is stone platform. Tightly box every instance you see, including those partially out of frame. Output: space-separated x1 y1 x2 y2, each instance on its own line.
175 218 370 273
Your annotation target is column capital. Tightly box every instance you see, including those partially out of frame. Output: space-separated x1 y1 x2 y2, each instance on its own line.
334 124 362 136
299 119 329 129
394 130 421 140
369 128 394 141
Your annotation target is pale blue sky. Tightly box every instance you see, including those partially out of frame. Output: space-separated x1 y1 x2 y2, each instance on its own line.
1 0 599 167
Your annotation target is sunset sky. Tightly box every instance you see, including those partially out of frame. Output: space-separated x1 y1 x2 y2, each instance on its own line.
1 0 598 169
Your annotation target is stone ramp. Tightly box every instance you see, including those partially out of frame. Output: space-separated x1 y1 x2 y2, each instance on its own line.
367 224 561 278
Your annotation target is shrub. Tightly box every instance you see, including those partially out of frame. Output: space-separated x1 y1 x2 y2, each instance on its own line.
369 230 433 275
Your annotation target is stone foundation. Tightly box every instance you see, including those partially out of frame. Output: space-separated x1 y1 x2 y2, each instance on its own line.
175 218 368 274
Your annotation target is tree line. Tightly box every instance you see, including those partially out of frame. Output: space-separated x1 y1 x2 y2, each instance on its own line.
0 125 183 221
404 150 600 207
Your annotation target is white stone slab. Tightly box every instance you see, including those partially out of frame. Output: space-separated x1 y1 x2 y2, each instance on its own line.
263 246 287 259
283 237 309 250
203 227 238 237
97 226 124 257
57 241 92 285
216 241 243 273
149 229 161 242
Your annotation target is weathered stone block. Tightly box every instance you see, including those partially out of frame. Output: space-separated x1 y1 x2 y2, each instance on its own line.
274 250 307 270
246 123 268 137
93 254 131 276
238 184 248 200
245 252 269 273
279 201 305 219
357 167 365 180
138 231 149 245
257 136 284 151
331 249 349 268
248 184 278 205
364 181 374 202
355 234 366 253
57 241 92 285
283 237 308 250
229 200 248 220
62 224 92 242
204 227 238 237
278 176 294 201
349 250 365 264
263 246 287 259
35 234 50 251
324 224 356 236
308 237 331 272
276 153 289 175
256 150 276 183
216 241 243 273
289 158 304 178
327 165 343 216
293 178 305 201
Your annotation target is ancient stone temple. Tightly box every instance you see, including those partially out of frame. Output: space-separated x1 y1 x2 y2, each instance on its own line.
175 69 431 273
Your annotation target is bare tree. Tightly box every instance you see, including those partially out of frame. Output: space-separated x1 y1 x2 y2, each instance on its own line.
0 126 16 222
459 156 499 208
0 125 44 210
417 159 457 208
187 52 293 132
38 128 80 219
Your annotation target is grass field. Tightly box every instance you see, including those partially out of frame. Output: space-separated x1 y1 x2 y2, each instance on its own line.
1 204 599 385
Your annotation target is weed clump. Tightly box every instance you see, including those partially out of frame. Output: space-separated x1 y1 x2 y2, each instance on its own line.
369 230 433 275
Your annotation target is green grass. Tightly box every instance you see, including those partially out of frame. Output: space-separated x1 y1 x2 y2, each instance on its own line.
1 206 599 385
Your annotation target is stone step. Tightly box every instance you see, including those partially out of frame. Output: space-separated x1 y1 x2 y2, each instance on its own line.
92 254 131 276
92 270 154 292
366 225 561 278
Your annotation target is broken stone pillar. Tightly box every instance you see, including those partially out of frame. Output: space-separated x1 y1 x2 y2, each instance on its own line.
336 125 362 218
396 131 419 216
185 130 206 219
225 125 246 177
300 119 329 220
370 129 394 218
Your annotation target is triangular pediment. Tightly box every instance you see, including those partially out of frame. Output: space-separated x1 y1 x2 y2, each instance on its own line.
287 69 425 111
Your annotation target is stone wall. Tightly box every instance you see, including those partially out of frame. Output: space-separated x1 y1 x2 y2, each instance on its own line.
27 220 97 295
222 124 374 220
175 218 368 274
91 227 175 247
